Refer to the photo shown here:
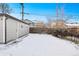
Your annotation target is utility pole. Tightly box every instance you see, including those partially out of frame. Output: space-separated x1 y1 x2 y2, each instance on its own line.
56 3 59 27
20 3 24 20
56 4 64 20
61 4 64 20
56 3 59 20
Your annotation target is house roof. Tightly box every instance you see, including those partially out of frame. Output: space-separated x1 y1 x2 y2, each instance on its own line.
66 24 79 28
24 19 34 24
0 13 30 25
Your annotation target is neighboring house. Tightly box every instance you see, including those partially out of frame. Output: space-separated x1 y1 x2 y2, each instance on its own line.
0 13 29 44
48 20 66 29
66 23 79 28
34 21 45 28
24 19 34 27
66 23 79 35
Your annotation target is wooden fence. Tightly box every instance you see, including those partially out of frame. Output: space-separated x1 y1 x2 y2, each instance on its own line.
30 27 79 36
29 27 79 43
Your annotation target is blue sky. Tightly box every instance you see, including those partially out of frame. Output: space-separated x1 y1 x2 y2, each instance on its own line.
7 3 79 23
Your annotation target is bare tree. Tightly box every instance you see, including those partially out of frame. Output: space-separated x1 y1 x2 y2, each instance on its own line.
0 3 12 14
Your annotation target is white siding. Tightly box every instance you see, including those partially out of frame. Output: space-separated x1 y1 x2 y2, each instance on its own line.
0 16 3 43
6 17 29 43
17 22 29 38
0 15 29 43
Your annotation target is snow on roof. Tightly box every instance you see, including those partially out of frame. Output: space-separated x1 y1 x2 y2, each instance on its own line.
66 24 79 27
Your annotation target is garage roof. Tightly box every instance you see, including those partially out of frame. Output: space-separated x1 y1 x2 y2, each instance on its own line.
0 13 30 25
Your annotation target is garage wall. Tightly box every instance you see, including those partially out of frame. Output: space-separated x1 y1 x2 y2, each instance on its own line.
0 16 3 43
6 17 29 43
17 22 29 38
0 15 29 43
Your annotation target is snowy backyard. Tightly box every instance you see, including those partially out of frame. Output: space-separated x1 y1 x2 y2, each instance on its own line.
0 33 79 56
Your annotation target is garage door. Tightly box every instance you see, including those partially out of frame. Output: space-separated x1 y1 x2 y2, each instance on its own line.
6 19 17 42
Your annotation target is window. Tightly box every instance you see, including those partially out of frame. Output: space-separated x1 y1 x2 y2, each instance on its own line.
21 25 23 28
0 18 3 20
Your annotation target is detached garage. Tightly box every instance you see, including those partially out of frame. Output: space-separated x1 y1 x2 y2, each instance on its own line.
0 13 29 44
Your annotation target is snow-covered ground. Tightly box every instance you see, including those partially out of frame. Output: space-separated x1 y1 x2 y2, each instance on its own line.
0 33 79 56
